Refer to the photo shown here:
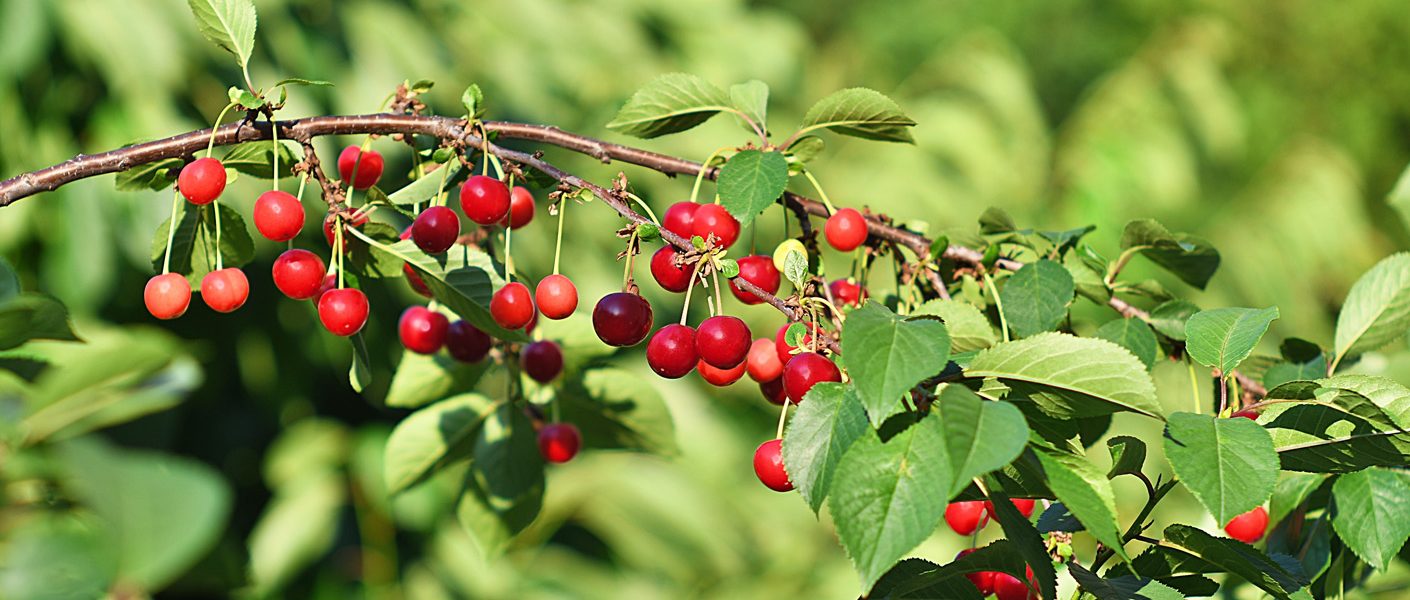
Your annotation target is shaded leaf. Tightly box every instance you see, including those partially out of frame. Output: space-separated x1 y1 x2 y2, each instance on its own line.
781 382 869 512
1330 467 1410 570
999 260 1074 338
842 302 950 426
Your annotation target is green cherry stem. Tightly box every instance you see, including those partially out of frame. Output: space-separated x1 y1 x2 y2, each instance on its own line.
689 146 730 206
504 174 517 280
295 172 308 204
678 252 711 326
161 187 181 275
1187 360 1201 415
552 194 568 275
213 199 223 271
802 169 837 215
623 192 661 226
775 401 789 439
335 215 345 289
271 118 280 191
205 102 237 158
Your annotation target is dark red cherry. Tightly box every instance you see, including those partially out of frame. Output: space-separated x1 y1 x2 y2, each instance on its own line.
399 306 449 354
824 207 868 252
538 423 581 463
592 292 653 347
521 340 564 383
759 377 787 405
144 273 191 320
501 186 535 229
691 204 740 249
1232 408 1260 420
662 201 699 239
697 359 746 386
695 315 751 369
411 205 460 254
490 282 536 330
753 439 793 492
445 320 492 363
992 567 1038 600
318 288 369 336
178 157 226 204
746 338 784 382
399 227 433 298
782 351 841 403
322 210 369 250
459 175 511 225
957 549 997 596
650 246 695 293
337 146 383 190
944 501 990 536
647 324 697 379
535 274 578 320
829 278 865 307
1224 506 1269 543
253 190 305 241
200 268 249 313
728 255 780 304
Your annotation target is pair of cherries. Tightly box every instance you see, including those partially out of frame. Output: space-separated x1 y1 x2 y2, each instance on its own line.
490 275 579 331
960 553 1039 600
646 314 753 383
265 248 369 336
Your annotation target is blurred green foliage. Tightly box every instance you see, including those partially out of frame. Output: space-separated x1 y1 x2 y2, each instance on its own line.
5 0 1410 597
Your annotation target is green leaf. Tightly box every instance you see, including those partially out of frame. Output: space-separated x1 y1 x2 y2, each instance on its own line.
1269 472 1327 525
783 247 808 289
1185 306 1279 374
150 202 254 290
559 368 678 455
606 73 731 138
1163 524 1310 599
979 207 1018 235
1320 374 1410 426
1094 318 1159 369
1118 219 1221 289
186 0 257 71
1147 300 1199 340
385 348 489 409
1263 384 1410 472
999 260 1075 338
221 140 299 179
272 77 333 88
1105 435 1147 479
985 484 1059 599
786 135 825 164
798 88 917 143
0 257 17 303
115 158 181 191
457 404 544 557
228 86 262 109
1033 445 1127 562
782 382 870 512
1264 338 1327 389
383 394 499 494
0 515 114 600
1333 253 1410 367
965 333 1162 419
716 150 788 227
460 84 485 118
0 295 79 351
729 80 769 135
349 333 371 393
841 302 950 426
346 222 405 279
829 414 951 589
248 472 344 594
1162 412 1278 524
913 299 996 353
932 386 1028 496
1069 562 1184 600
868 558 984 600
1330 467 1410 570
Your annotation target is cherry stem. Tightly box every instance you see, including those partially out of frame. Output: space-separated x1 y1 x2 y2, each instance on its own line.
679 252 711 326
804 296 846 324
1187 360 1201 415
621 231 638 289
802 169 836 215
213 199 223 271
623 192 661 227
775 401 789 440
161 188 181 275
552 193 567 275
689 146 729 206
296 172 308 204
434 153 453 209
711 258 724 311
271 117 280 192
335 215 345 289
205 102 237 157
504 173 516 281
810 305 820 353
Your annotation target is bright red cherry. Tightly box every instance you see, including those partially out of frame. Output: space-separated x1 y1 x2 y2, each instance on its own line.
459 175 511 225
398 227 433 298
490 282 535 330
647 324 697 379
411 205 460 254
337 146 383 190
829 278 865 307
1232 408 1260 420
399 306 449 354
691 204 740 249
957 549 997 596
317 288 369 336
782 352 841 403
592 292 653 347
521 340 564 383
746 338 784 382
697 359 746 386
662 201 699 239
501 186 535 229
1224 506 1269 543
322 210 369 250
272 249 326 300
446 320 492 363
774 322 822 365
200 268 249 313
144 273 191 320
535 274 577 320
177 157 226 205
824 207 869 252
1011 498 1037 518
696 315 751 369
944 501 991 536
729 255 780 304
650 246 695 293
759 377 787 405
992 567 1038 600
753 439 793 492
253 190 305 242
538 423 581 463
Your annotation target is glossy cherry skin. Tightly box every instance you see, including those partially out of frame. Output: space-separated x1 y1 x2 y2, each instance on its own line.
459 175 511 225
399 306 449 354
782 352 841 403
521 340 564 383
650 246 695 293
490 282 536 330
253 190 305 242
178 157 226 204
445 320 492 363
200 268 249 313
1224 506 1269 543
322 211 369 250
318 288 369 336
647 324 697 379
825 207 869 252
697 359 746 386
759 377 787 405
535 274 578 319
746 338 784 382
691 204 740 249
144 273 191 320
313 274 338 306
829 278 865 307
592 292 653 347
992 567 1038 600
753 439 793 492
337 146 383 190
662 201 699 239
501 186 535 229
272 249 327 300
538 423 581 463
696 315 751 369
398 227 433 298
944 501 991 536
957 549 996 596
411 205 460 254
1231 408 1260 420
728 255 780 304
1010 498 1037 518
774 322 822 365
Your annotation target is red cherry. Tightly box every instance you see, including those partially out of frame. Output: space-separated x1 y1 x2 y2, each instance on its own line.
411 206 460 254
312 274 337 306
398 227 433 298
521 340 564 383
500 186 535 229
691 204 740 249
729 255 780 304
1232 408 1260 420
489 282 535 330
753 439 793 492
774 322 822 365
662 201 699 239
1224 506 1269 543
697 359 746 386
592 292 653 347
144 273 191 320
746 338 785 382
538 423 581 463
459 175 511 225
695 315 751 369
829 278 865 307
1011 498 1037 518
992 567 1038 600
944 501 991 536
957 549 997 596
782 352 841 403
200 268 249 313
647 324 697 379
322 211 369 250
525 309 539 336
759 377 787 405
446 320 492 363
399 306 449 354
177 157 226 205
824 207 869 252
535 274 578 320
253 190 305 241
317 288 369 336
272 249 327 300
337 146 383 190
650 246 696 293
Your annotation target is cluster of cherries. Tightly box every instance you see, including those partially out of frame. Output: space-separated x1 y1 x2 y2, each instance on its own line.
944 499 1041 599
